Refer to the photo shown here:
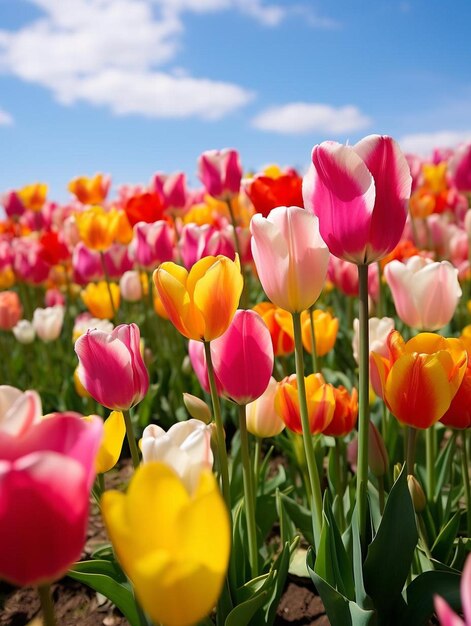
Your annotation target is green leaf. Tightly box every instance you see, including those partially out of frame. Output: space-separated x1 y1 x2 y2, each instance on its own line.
433 432 457 502
68 559 142 626
257 539 294 626
275 489 296 546
224 579 270 626
363 466 418 624
278 492 314 546
401 570 462 626
431 511 461 564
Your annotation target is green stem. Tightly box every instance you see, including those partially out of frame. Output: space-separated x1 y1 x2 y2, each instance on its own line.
225 198 247 308
38 584 57 626
334 438 346 530
292 311 322 549
426 426 436 501
254 437 262 487
238 404 258 577
356 263 370 546
99 251 118 321
376 261 383 318
308 305 319 374
378 475 385 515
203 341 231 509
123 409 140 469
406 426 418 476
461 431 471 537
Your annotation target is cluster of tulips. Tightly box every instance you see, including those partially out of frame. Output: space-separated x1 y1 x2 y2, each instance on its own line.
1 136 471 626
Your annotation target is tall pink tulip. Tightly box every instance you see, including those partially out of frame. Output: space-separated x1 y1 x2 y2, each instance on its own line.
384 256 461 330
72 242 102 285
211 310 274 405
75 323 149 411
250 206 330 313
152 172 188 214
0 412 102 586
303 135 412 264
129 220 174 271
188 339 223 395
197 148 242 200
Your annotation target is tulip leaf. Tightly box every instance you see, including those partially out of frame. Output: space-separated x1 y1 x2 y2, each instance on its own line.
254 539 294 626
278 492 315 546
224 583 269 626
275 489 296 546
68 559 142 626
307 548 377 626
363 466 417 624
431 510 461 564
433 431 457 503
400 570 462 626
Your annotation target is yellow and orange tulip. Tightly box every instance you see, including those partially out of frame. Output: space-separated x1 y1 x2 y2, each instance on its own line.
153 255 243 341
68 173 110 205
371 331 467 429
17 183 47 212
81 281 120 319
301 309 338 357
76 206 132 251
252 302 294 356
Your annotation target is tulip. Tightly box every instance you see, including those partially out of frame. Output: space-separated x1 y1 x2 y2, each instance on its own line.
407 475 426 514
32 305 64 342
152 171 188 214
301 309 338 357
154 255 243 341
434 553 471 626
246 377 285 438
13 237 50 285
72 312 114 342
124 191 165 226
323 386 359 437
0 291 22 331
0 412 102 586
119 270 144 302
0 385 42 436
352 317 395 364
102 462 230 626
81 281 120 319
440 343 471 430
275 373 335 435
72 242 102 285
44 287 65 308
17 182 47 212
384 256 461 331
129 220 174 270
141 420 213 492
2 190 25 218
245 169 304 217
211 310 274 404
188 339 223 395
12 319 35 344
76 206 132 251
102 244 133 279
371 331 467 429
93 411 126 474
68 173 111 205
75 323 149 412
198 148 242 200
304 135 412 264
252 302 294 356
250 206 330 313
448 142 471 192
328 256 379 299
179 223 235 269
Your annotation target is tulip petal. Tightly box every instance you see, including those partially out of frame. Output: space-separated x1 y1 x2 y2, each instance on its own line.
0 387 42 436
96 411 126 474
433 595 465 626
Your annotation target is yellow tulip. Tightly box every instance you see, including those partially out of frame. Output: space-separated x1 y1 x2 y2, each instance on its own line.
74 367 91 398
18 183 48 212
301 309 338 357
76 206 132 251
81 281 120 319
153 255 243 341
102 462 230 626
95 411 126 474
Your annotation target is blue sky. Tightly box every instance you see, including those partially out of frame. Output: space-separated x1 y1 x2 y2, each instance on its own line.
0 0 470 201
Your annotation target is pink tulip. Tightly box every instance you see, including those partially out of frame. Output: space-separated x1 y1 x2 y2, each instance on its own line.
434 552 471 626
120 270 143 302
72 242 102 285
129 221 174 271
211 310 274 404
303 135 412 264
197 148 242 200
12 237 50 284
188 339 223 395
179 223 235 269
250 206 330 313
0 412 102 586
102 244 133 279
384 256 461 330
328 256 379 299
0 385 42 436
45 287 66 307
152 172 188 214
449 143 471 192
75 323 149 411
2 190 25 218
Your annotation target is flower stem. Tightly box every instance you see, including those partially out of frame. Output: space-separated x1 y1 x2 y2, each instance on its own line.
406 426 418 476
308 305 319 374
426 426 436 500
462 430 471 537
356 263 370 546
38 584 56 626
123 409 140 469
292 311 322 550
99 251 118 321
238 404 258 577
203 341 231 509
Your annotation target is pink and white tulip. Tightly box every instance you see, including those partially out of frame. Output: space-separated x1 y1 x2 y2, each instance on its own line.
352 317 395 364
211 310 274 405
129 221 174 271
120 270 144 302
152 171 188 214
0 385 42 437
449 142 471 192
198 148 242 200
303 135 412 264
32 305 65 342
250 206 330 313
384 256 461 330
75 323 149 411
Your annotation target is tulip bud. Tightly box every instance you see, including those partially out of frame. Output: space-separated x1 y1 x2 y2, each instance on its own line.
407 475 426 513
183 393 212 424
12 319 35 344
368 422 388 477
181 355 192 375
393 463 402 482
119 270 143 302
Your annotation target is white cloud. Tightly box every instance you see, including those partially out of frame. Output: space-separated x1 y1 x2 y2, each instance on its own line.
399 130 471 155
252 102 372 135
0 107 13 126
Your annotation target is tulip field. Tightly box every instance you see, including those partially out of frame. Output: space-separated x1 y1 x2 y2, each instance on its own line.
1 137 471 626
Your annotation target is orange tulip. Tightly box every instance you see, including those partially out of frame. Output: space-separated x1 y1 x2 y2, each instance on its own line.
17 183 47 212
275 373 335 435
440 332 471 429
371 330 467 429
301 309 338 357
76 206 132 251
252 302 294 356
323 386 358 437
68 173 111 205
153 255 243 341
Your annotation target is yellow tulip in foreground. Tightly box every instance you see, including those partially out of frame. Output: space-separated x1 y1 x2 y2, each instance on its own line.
96 411 126 474
153 255 243 341
102 462 230 626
